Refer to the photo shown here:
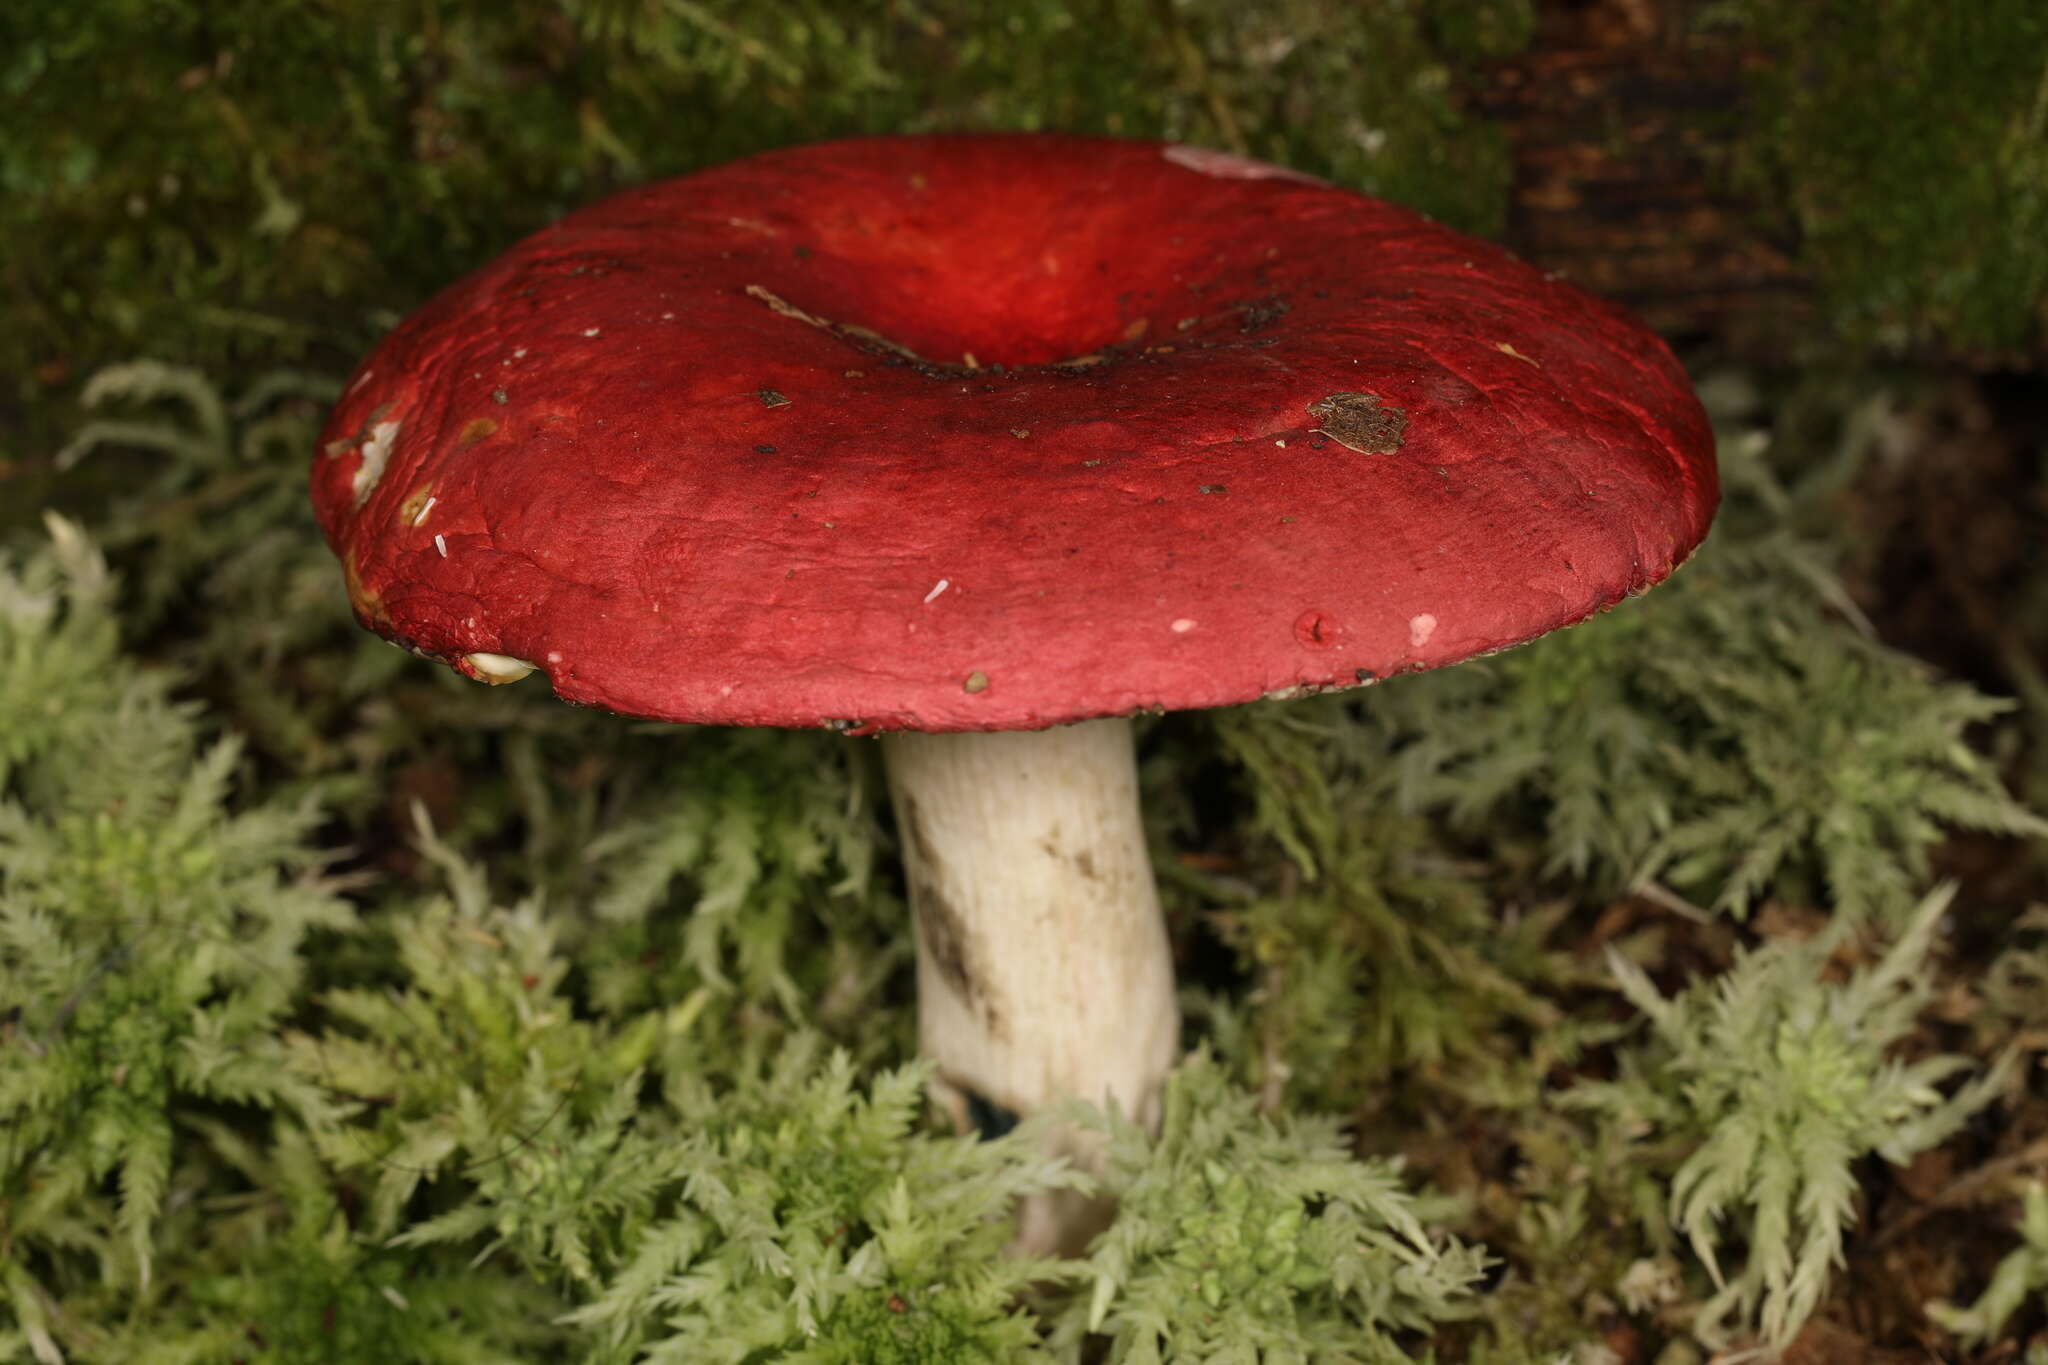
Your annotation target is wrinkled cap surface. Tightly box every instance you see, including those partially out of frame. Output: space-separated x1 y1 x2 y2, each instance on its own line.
313 133 1718 732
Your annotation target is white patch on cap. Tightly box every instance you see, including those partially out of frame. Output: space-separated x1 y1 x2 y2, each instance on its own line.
1171 618 1197 633
1409 613 1438 647
434 533 448 558
923 578 950 604
411 495 437 527
465 652 536 685
582 327 601 338
1162 145 1324 184
351 418 401 503
347 368 375 393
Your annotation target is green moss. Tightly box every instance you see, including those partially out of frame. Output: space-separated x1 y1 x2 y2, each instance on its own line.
0 0 1524 437
1725 0 2048 354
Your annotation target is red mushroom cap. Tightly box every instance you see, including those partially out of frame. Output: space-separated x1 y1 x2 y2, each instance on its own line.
313 133 1717 733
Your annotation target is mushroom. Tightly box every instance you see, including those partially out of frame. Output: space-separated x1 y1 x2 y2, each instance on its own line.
312 133 1718 1251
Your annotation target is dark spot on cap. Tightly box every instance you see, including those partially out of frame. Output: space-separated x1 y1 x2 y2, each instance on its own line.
1308 392 1406 454
759 388 790 408
754 443 778 454
1239 296 1290 332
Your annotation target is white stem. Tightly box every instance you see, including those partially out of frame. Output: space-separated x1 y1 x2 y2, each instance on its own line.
881 717 1180 1252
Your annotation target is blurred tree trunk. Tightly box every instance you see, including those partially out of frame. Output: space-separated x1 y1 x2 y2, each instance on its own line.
1480 0 1808 348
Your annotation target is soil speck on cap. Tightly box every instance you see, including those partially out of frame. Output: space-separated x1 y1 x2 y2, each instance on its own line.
962 670 990 694
1239 297 1289 333
758 388 790 408
1308 392 1406 454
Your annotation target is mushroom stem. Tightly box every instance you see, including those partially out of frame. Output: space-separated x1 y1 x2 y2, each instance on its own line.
880 716 1179 1253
